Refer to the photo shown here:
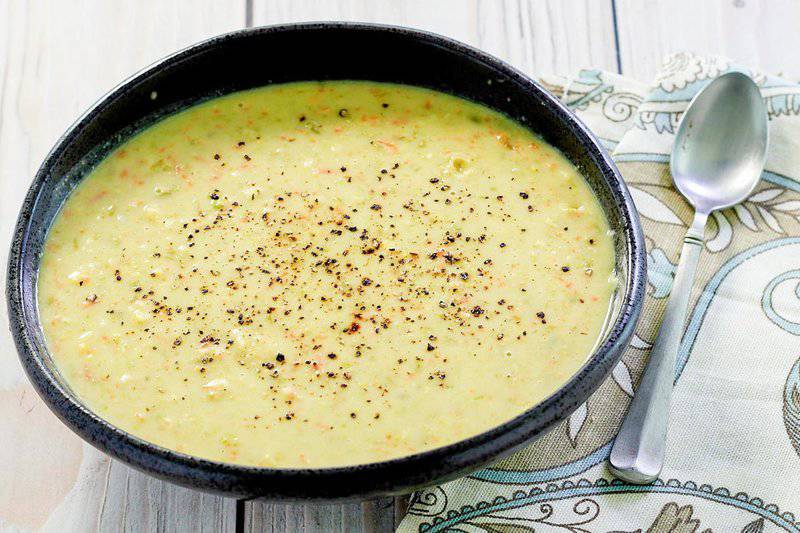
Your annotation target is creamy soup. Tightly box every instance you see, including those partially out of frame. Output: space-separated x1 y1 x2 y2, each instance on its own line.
38 81 616 467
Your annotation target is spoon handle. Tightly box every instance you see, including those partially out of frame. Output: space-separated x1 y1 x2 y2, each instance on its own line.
608 211 708 484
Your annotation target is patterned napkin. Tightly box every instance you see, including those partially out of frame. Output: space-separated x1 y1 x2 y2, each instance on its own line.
398 53 800 533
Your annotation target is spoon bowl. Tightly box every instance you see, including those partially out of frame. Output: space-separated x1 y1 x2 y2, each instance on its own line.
671 71 769 215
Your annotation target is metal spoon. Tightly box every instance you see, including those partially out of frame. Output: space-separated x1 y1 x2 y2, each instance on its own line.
608 72 769 484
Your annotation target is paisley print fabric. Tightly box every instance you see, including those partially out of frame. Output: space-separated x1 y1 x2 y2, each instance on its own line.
398 53 800 533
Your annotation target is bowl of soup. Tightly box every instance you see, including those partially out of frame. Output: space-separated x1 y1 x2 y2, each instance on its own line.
7 24 645 499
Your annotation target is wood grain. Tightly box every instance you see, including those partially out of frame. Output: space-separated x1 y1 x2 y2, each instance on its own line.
0 1 244 531
246 1 618 530
243 497 404 533
616 0 800 81
97 468 236 532
244 502 363 533
251 0 618 75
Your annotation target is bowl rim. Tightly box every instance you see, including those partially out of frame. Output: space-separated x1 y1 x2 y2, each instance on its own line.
7 21 646 499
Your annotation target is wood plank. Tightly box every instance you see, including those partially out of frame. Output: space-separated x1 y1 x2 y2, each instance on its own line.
475 0 619 75
616 0 800 81
247 1 617 530
245 502 364 533
251 0 618 75
360 498 395 533
97 467 237 532
243 498 397 533
0 1 244 531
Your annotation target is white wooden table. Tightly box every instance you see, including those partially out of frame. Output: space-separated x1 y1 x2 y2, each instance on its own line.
2 1 798 531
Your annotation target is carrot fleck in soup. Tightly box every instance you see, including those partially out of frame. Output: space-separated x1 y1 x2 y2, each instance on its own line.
38 81 616 467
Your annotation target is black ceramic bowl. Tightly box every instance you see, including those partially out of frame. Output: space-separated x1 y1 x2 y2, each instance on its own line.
7 23 646 500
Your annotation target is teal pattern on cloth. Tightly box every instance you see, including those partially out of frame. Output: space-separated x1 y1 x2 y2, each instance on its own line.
398 53 800 533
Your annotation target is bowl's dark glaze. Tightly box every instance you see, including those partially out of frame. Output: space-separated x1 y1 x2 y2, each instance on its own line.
7 23 646 500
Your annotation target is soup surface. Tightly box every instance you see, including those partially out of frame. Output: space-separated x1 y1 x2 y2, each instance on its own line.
39 81 616 467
